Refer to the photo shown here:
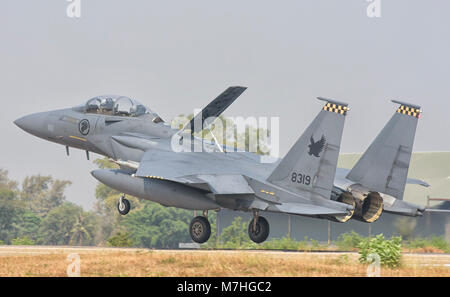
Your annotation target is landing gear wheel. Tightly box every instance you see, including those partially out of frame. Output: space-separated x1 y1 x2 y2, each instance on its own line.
118 195 131 215
248 216 270 243
189 216 211 244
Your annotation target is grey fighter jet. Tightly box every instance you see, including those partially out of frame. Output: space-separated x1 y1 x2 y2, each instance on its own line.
13 87 429 243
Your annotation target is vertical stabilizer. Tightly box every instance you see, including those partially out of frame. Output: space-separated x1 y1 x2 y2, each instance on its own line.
267 98 348 201
346 100 421 200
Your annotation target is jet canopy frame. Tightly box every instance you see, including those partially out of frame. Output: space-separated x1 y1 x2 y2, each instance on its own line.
84 95 164 122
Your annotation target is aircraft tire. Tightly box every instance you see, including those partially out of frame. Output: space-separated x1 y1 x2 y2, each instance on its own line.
118 198 131 215
189 216 211 244
248 216 270 243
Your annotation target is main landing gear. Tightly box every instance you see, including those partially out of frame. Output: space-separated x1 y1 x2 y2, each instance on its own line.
248 210 270 244
188 210 270 244
118 194 131 215
189 210 211 244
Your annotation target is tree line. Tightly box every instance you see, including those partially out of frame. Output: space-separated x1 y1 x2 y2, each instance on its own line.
0 160 266 249
0 161 195 248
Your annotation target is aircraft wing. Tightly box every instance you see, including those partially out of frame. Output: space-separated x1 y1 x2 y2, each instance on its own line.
135 149 270 194
185 86 247 134
176 174 255 195
135 148 270 181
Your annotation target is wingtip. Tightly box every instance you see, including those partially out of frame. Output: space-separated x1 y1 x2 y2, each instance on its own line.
421 181 430 188
230 86 247 90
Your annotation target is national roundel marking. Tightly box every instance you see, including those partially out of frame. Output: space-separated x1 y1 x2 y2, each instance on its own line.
79 119 90 136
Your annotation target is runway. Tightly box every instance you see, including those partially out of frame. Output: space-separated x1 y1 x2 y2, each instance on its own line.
0 246 448 276
0 245 449 256
0 245 145 256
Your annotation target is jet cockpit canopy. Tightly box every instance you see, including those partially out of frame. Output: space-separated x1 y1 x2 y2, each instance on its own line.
84 95 164 122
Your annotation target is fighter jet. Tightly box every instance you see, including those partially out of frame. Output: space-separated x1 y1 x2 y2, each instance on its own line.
13 87 429 243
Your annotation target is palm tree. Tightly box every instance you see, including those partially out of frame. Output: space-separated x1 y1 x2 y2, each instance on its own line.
69 215 91 246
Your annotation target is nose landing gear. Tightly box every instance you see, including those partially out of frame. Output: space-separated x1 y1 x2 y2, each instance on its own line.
117 194 131 215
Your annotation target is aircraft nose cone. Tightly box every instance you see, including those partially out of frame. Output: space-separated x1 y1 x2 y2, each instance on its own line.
14 112 48 137
14 116 30 131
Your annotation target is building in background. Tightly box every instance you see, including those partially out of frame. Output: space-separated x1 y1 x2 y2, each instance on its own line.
216 152 450 242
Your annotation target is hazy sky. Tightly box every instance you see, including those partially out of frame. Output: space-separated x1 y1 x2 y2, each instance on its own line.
1 1 449 210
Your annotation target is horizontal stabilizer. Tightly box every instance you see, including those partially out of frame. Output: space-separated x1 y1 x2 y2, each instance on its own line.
406 177 430 187
383 199 425 217
424 209 450 213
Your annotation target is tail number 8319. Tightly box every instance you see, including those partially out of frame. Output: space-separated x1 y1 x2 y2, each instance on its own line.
291 172 311 185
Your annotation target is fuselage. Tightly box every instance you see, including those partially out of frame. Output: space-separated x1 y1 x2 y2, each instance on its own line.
14 96 423 220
